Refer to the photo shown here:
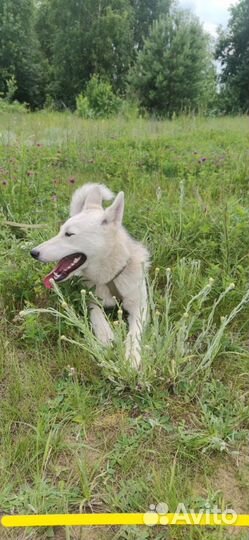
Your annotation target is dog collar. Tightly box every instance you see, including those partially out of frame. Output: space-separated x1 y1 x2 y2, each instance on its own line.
105 260 130 301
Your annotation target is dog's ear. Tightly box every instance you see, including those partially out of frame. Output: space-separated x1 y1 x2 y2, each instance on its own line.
103 192 124 225
70 183 114 216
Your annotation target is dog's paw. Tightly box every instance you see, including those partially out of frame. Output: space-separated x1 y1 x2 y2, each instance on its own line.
125 343 141 370
129 353 141 370
97 324 114 346
90 305 114 345
100 333 114 346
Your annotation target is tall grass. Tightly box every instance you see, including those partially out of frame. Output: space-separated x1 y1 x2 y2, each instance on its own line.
20 259 249 394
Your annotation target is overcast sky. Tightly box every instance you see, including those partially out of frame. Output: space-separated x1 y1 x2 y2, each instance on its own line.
179 0 238 36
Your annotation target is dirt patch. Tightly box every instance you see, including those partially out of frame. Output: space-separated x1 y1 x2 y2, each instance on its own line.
167 397 200 429
53 526 114 539
93 411 128 433
213 464 247 538
193 455 249 538
0 524 115 540
213 464 246 513
0 529 27 540
88 411 129 451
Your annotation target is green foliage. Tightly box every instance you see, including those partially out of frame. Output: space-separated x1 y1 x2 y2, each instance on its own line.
76 76 121 118
0 74 28 113
0 0 174 110
0 75 28 113
76 95 93 119
1 0 248 116
0 0 46 109
129 8 216 116
130 0 172 49
90 1 135 92
4 75 18 102
36 0 135 108
216 0 249 113
0 99 27 113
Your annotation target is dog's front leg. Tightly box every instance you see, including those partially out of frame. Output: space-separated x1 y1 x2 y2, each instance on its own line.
89 303 114 345
125 303 147 370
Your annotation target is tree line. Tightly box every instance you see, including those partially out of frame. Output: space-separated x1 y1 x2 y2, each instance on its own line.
0 0 248 115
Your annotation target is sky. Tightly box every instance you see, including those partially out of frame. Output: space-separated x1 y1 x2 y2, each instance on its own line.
179 0 238 36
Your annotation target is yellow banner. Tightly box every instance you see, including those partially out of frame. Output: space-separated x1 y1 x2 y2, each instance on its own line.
1 512 248 528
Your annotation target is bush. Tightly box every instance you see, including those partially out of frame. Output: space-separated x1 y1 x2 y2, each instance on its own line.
0 76 28 113
75 95 93 119
76 75 121 118
117 99 140 120
0 99 27 113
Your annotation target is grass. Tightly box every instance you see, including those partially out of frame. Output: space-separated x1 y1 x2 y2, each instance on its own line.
1 111 249 539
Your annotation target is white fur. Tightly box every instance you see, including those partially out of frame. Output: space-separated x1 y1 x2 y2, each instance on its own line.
33 183 150 369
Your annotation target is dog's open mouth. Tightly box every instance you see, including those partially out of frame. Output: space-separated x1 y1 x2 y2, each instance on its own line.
43 253 87 289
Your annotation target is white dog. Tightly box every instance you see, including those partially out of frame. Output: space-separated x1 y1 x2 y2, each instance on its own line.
31 183 149 369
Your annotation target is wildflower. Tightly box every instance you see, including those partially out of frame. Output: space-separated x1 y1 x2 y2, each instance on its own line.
209 277 214 285
36 143 43 147
117 308 123 317
81 289 86 295
2 180 8 186
27 170 34 177
198 157 207 164
229 282 235 289
67 365 76 377
61 301 68 309
155 267 160 275
68 176 76 184
51 193 57 202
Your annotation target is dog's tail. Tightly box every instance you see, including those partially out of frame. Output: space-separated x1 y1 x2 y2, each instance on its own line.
70 183 114 216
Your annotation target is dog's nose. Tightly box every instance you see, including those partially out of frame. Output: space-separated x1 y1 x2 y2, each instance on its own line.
30 249 40 260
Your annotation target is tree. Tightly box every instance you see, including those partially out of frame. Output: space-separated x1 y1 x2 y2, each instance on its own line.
36 0 134 108
35 0 92 108
90 0 134 92
130 0 171 50
129 8 215 116
30 0 173 108
216 0 249 113
35 0 173 108
0 0 46 108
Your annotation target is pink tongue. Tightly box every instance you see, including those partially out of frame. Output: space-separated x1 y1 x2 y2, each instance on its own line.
43 271 55 289
43 258 71 290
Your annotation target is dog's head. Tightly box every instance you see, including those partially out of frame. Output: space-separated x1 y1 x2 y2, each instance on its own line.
31 183 124 289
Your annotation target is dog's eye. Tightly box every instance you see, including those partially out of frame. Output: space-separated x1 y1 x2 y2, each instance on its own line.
65 232 75 237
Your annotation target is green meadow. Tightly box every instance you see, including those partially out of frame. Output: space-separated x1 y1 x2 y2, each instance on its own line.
1 112 249 539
